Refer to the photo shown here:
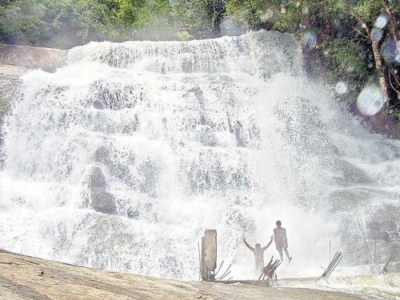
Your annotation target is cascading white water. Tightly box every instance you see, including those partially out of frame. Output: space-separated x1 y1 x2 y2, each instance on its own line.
1 31 399 280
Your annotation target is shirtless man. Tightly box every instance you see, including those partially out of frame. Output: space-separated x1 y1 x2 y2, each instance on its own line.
273 220 292 263
242 235 273 270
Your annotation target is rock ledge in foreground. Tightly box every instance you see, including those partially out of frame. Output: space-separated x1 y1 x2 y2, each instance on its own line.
0 248 365 300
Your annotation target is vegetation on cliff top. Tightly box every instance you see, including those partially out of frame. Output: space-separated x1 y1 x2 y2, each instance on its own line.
1 0 400 130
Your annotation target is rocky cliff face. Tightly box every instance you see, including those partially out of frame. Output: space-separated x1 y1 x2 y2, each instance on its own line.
0 64 24 116
0 44 118 214
0 44 67 169
0 44 67 116
0 64 25 169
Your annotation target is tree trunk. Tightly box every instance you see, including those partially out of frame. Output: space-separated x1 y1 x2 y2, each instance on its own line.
382 0 400 102
382 0 398 43
372 40 389 101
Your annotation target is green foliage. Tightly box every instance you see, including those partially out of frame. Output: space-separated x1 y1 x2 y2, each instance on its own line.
325 40 366 75
0 0 52 45
177 30 192 41
0 0 125 48
133 0 177 40
322 39 371 91
225 0 272 29
1 0 399 110
171 0 222 38
272 8 300 33
114 0 145 26
351 0 382 21
0 0 222 46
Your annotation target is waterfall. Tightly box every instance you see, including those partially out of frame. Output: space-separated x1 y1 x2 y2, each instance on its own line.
1 31 399 280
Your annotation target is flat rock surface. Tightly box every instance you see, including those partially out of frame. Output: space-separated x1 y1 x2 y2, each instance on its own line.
0 44 66 72
0 249 364 300
0 64 27 76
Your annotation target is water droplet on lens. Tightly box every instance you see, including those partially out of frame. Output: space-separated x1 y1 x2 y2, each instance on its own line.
374 15 388 29
335 81 348 94
301 32 317 49
371 28 383 42
381 39 398 63
357 85 385 116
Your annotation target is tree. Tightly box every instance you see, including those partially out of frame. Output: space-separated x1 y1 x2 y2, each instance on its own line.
225 0 400 107
170 0 226 39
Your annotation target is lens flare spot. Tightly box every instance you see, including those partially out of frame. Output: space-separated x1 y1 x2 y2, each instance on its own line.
374 15 388 29
381 39 398 63
371 28 383 42
396 41 400 63
301 31 317 49
357 85 385 116
335 82 348 94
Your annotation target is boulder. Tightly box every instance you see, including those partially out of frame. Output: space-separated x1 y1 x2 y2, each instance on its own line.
0 44 67 72
84 165 117 215
87 165 107 189
90 188 117 215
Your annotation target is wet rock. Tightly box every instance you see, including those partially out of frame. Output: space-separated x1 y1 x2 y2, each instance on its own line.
0 65 26 170
0 44 66 72
198 126 217 147
366 204 400 240
0 248 370 300
333 159 373 185
0 44 66 170
87 165 107 189
0 65 25 119
90 188 116 215
84 165 116 215
139 161 159 198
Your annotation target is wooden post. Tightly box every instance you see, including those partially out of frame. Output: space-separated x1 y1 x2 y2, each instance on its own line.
329 240 331 262
201 229 217 281
201 236 207 281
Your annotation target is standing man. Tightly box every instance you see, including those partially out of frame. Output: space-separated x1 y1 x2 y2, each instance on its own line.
242 235 273 270
273 220 292 264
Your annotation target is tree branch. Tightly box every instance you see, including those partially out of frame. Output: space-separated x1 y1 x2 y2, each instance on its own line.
352 26 369 39
382 0 398 42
